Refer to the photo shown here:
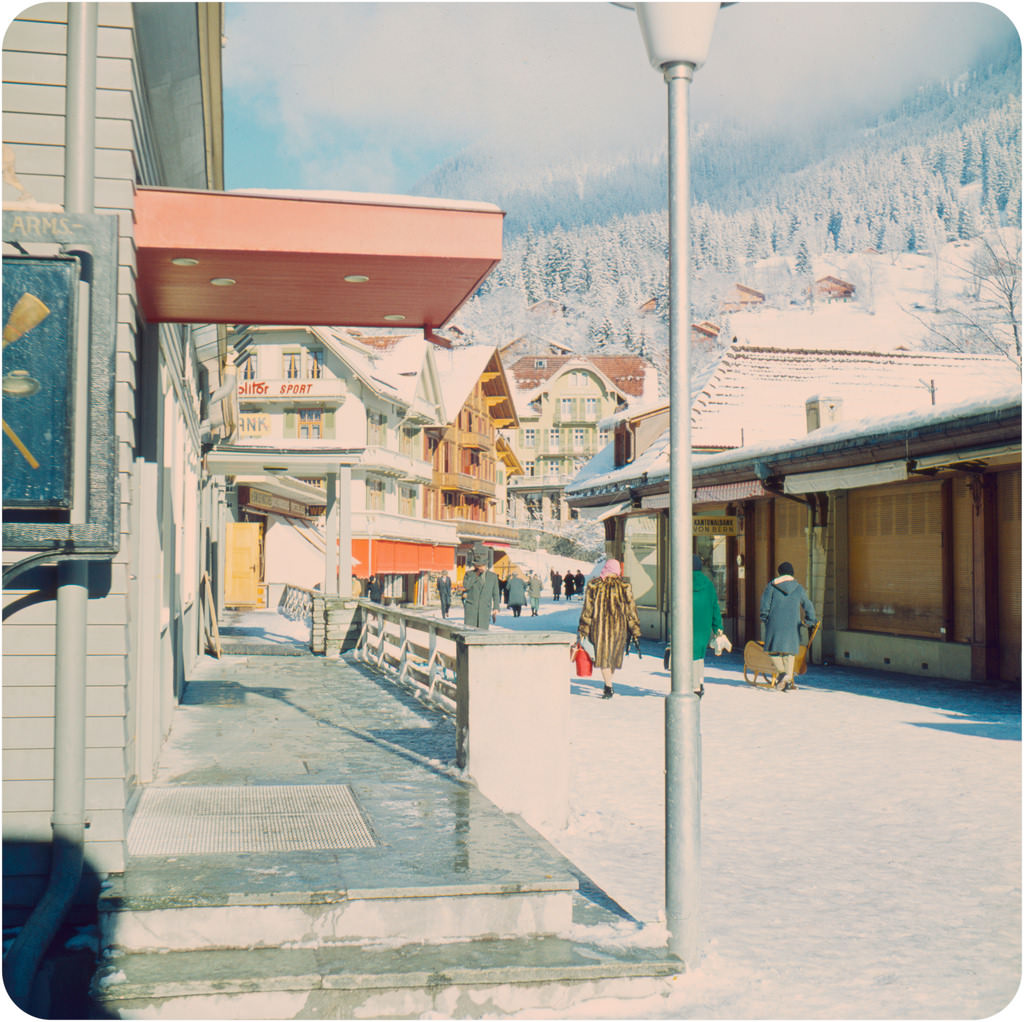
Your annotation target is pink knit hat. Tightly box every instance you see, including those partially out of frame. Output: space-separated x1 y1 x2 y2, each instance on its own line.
600 558 622 578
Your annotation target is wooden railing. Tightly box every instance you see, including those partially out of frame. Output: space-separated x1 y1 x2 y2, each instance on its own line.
278 583 315 622
354 601 460 713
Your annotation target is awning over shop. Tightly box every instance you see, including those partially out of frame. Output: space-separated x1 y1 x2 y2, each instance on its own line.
352 538 454 578
134 187 504 328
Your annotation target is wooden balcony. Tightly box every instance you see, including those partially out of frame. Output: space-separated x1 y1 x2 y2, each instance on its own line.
433 470 496 497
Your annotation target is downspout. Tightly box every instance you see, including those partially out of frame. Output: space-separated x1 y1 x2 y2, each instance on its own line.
3 4 97 1009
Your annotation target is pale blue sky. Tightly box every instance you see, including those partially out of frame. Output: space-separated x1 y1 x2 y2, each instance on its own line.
223 2 1020 194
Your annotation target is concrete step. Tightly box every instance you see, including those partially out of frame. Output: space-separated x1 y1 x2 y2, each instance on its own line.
98 873 576 952
92 929 683 1018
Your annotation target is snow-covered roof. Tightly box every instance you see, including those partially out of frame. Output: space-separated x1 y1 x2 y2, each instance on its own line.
432 345 504 424
567 382 1021 499
692 345 1016 449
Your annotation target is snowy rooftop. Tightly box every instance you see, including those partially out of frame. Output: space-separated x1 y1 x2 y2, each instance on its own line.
567 381 1021 496
692 345 1017 449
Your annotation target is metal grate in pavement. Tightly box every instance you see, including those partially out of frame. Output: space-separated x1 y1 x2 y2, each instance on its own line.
127 784 378 856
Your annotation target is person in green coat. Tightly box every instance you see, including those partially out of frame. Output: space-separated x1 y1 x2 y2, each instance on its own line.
462 547 500 629
691 554 724 696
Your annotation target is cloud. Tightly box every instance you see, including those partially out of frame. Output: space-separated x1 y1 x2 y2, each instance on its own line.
223 2 1020 190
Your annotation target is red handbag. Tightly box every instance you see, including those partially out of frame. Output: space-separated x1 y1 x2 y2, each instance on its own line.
572 642 593 677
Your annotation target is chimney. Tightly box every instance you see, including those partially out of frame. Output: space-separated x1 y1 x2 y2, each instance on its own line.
806 395 842 432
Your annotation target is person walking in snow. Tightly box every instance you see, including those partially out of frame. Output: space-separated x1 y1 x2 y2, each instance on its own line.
691 554 725 696
573 569 586 600
436 572 452 619
527 571 542 616
506 570 527 618
759 560 817 691
563 571 575 601
551 570 563 602
577 558 642 700
463 547 500 629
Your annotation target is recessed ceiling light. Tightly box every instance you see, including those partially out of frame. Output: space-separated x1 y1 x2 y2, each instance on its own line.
383 314 406 321
210 277 236 287
171 257 199 266
344 274 370 283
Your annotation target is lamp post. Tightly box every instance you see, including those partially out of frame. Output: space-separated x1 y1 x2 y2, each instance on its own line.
631 1 720 967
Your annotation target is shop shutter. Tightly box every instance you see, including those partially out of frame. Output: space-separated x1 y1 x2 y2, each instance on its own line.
951 478 974 644
997 468 1021 681
323 408 335 439
848 481 943 637
773 498 807 584
283 411 297 439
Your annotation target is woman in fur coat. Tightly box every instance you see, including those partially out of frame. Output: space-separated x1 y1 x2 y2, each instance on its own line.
577 558 642 699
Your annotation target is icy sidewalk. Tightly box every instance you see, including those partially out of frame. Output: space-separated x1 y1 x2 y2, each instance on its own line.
491 597 1021 1019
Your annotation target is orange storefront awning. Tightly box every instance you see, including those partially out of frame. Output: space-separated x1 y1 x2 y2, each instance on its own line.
352 539 454 578
134 187 504 328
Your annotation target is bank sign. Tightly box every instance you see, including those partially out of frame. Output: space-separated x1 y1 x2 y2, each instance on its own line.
2 257 79 507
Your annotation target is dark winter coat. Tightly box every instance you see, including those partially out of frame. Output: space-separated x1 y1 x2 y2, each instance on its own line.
552 572 563 596
759 575 816 655
506 574 527 608
437 574 452 611
463 567 500 629
578 576 642 671
563 573 574 598
692 570 723 660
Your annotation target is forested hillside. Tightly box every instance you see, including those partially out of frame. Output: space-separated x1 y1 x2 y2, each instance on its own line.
423 46 1021 386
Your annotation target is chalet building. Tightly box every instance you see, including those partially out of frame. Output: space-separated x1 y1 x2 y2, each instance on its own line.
427 346 520 580
566 347 1021 685
1 2 505 982
691 321 721 343
505 354 657 524
815 275 856 302
219 326 457 607
719 283 766 313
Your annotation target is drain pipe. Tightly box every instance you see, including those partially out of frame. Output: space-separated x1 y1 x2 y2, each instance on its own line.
3 4 97 1009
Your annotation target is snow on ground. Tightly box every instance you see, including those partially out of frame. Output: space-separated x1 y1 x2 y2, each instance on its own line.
487 596 1021 1020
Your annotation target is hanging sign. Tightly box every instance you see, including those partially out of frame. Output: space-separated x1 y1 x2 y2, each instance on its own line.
693 516 738 536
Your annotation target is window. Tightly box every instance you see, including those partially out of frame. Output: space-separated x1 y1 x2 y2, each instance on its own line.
366 479 385 511
585 397 598 419
525 460 535 477
298 408 322 439
599 427 610 447
523 428 536 449
573 428 586 452
570 371 587 389
399 486 417 517
535 358 546 369
307 349 324 379
400 426 420 459
560 397 573 420
548 428 561 451
283 352 301 379
367 409 387 446
239 354 257 380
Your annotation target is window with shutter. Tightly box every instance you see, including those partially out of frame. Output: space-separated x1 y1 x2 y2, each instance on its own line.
848 481 944 636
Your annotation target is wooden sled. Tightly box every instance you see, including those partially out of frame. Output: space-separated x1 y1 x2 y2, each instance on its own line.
743 621 820 689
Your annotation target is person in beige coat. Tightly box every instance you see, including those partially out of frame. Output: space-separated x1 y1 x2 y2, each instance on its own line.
577 559 642 699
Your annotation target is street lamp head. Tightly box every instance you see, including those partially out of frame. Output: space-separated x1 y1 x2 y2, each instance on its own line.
632 2 720 72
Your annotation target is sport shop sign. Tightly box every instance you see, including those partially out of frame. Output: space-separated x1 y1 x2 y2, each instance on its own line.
238 378 339 401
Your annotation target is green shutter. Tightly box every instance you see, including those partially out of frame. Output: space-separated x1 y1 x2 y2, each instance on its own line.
323 408 335 439
284 411 297 438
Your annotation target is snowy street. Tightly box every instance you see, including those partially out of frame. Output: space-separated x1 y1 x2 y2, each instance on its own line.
487 596 1021 1019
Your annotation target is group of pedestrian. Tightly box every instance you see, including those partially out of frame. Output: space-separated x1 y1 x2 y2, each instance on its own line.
430 551 816 698
550 568 585 601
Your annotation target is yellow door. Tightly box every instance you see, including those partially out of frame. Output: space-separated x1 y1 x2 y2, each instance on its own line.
225 522 262 606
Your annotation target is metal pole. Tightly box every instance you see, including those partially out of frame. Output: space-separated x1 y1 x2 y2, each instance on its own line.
663 58 701 967
3 4 97 1008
